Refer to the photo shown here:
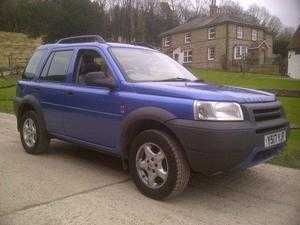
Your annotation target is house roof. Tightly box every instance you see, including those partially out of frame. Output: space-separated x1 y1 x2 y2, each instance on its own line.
288 26 300 50
249 40 270 50
160 14 268 37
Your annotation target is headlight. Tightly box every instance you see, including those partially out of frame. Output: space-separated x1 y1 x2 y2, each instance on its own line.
193 101 244 121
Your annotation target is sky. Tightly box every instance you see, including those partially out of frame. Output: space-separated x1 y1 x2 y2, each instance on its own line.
217 0 300 28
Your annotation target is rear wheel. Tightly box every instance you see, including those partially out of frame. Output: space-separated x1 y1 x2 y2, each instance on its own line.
20 110 49 154
129 129 190 200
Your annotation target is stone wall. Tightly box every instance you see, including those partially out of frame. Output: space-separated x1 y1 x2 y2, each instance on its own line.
0 32 41 73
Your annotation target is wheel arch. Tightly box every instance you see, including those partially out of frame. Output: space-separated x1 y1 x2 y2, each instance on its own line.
120 107 184 160
16 96 45 131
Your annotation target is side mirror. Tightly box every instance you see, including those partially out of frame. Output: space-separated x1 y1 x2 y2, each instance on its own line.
85 72 116 89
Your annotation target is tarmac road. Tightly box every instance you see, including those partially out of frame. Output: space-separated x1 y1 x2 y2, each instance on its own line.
0 112 299 225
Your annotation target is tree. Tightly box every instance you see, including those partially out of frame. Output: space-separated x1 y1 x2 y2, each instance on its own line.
0 0 292 47
274 27 295 57
247 4 283 36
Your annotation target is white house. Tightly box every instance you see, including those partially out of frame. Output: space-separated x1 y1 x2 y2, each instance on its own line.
288 26 300 79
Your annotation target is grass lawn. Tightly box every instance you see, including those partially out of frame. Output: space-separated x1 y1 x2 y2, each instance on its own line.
0 76 19 88
193 69 300 90
0 86 15 113
270 130 300 169
279 97 300 127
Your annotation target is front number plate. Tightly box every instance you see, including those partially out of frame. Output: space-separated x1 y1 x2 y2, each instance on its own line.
264 131 286 148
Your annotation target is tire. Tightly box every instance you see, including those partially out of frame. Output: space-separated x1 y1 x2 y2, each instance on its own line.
129 129 190 200
20 110 50 154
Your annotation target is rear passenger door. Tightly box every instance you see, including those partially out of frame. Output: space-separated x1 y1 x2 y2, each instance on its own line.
37 50 74 134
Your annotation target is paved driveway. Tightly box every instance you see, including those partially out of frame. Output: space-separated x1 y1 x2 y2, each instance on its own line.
0 112 299 225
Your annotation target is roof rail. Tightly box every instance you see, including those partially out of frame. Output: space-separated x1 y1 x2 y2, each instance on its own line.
131 41 158 50
56 35 105 44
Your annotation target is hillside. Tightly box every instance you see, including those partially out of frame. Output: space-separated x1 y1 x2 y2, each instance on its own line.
0 32 41 70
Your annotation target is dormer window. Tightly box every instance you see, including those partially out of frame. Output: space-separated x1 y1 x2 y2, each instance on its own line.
237 26 243 39
185 32 191 44
252 29 258 41
164 36 171 47
208 27 216 40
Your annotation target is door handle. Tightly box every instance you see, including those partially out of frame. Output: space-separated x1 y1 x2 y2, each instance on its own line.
64 91 74 96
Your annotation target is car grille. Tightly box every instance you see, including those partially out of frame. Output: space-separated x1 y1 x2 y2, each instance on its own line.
253 106 282 122
243 101 284 122
243 101 288 134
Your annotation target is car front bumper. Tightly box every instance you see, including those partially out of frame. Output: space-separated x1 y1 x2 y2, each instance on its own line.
166 117 289 175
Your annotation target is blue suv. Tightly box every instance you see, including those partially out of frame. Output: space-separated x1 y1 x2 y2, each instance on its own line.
14 35 289 199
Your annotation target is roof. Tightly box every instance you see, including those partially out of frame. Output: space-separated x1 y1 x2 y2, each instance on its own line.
161 14 267 37
37 42 153 51
288 26 300 50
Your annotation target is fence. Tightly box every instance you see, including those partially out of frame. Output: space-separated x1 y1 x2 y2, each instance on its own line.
0 55 28 76
0 32 41 76
229 64 280 75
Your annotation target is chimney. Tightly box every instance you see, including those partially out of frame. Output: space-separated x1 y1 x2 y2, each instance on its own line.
209 0 218 17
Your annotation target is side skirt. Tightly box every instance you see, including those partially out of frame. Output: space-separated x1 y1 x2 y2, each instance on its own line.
50 132 121 158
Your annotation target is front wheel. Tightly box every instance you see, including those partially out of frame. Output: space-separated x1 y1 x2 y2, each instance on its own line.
129 130 190 200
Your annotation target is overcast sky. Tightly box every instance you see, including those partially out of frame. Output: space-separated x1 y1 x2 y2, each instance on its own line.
217 0 300 28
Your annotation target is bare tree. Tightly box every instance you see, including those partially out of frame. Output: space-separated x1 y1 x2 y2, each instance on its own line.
247 4 283 36
218 0 244 15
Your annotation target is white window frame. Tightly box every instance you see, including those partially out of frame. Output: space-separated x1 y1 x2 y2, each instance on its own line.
183 50 192 63
252 29 258 41
184 32 191 44
234 46 248 60
237 26 243 39
164 36 171 47
208 27 216 40
208 47 215 61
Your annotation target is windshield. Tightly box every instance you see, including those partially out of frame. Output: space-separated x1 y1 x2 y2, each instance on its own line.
110 47 198 82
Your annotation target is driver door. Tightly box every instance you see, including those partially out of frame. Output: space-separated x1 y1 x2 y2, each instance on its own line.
63 48 122 150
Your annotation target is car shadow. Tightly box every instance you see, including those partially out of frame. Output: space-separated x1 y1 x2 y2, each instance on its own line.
37 140 298 225
47 139 124 171
47 139 262 193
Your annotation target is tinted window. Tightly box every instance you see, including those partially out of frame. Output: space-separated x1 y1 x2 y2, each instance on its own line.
75 49 112 85
40 51 73 82
23 50 46 80
40 52 54 78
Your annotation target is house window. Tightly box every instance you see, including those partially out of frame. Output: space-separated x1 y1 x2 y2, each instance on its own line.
252 29 258 41
185 32 191 44
234 46 248 60
237 26 243 39
208 47 215 60
208 27 216 40
164 36 171 47
183 50 192 63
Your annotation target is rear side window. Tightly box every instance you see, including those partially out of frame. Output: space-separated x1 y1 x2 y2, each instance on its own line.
23 50 46 80
40 50 73 82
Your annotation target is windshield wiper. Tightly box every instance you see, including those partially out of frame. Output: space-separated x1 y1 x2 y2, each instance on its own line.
156 77 193 82
193 78 205 83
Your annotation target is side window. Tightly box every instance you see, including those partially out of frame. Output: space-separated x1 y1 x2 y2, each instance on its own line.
75 49 113 86
40 50 73 82
40 52 54 78
23 50 46 80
